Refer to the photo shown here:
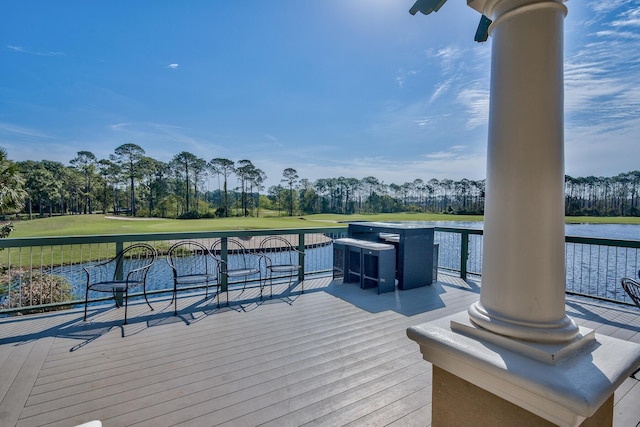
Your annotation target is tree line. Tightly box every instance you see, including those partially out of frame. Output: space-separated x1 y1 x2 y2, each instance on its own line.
1 144 639 219
564 172 640 217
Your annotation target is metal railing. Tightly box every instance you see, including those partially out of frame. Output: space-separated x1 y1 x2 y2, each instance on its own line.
434 226 640 306
565 236 640 304
0 228 347 314
434 227 484 279
1 225 639 314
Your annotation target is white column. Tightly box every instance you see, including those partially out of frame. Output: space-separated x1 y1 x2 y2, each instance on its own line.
407 2 640 424
467 0 579 343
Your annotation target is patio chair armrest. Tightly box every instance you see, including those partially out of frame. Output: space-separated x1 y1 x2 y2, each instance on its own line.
258 252 273 268
124 261 155 283
83 263 113 284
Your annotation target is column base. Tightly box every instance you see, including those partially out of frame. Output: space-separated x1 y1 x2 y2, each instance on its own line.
432 366 613 427
407 311 640 426
468 301 580 343
453 312 594 364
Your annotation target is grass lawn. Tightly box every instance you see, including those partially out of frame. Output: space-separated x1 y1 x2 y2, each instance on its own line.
5 213 640 238
8 215 331 238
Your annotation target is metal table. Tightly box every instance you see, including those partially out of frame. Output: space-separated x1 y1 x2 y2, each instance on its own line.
347 222 435 290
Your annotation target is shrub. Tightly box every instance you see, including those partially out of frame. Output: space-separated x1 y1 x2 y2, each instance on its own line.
200 211 217 219
0 272 72 314
177 211 200 219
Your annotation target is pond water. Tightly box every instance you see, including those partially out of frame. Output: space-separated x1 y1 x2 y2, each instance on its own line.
11 221 640 306
404 220 640 241
425 221 640 302
565 223 640 240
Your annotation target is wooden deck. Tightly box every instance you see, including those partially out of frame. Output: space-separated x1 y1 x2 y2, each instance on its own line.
1 274 639 427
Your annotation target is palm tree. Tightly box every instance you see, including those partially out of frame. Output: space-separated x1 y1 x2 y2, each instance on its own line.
0 148 27 217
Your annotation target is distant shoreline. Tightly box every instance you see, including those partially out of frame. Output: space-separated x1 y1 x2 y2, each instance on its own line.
104 216 160 221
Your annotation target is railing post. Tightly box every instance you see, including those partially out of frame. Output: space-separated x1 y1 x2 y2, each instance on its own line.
298 233 305 281
114 241 124 306
460 231 469 281
220 237 228 292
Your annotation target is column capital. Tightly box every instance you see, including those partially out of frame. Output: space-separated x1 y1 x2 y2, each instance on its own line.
468 0 567 20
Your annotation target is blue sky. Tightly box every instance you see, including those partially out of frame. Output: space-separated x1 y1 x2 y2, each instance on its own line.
1 1 639 189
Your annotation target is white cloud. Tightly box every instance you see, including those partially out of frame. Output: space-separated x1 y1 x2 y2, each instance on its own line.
283 150 487 185
244 140 487 189
565 4 640 127
430 46 463 73
456 83 489 130
396 69 418 88
429 78 453 103
565 115 640 177
423 42 490 129
425 146 467 160
610 6 640 27
414 117 435 127
103 122 227 162
0 122 51 139
595 30 640 40
587 0 634 14
7 45 26 53
265 134 283 147
109 123 131 130
166 63 179 69
6 45 64 56
563 1 640 177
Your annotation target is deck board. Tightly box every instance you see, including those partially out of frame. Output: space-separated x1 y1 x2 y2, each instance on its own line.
1 274 639 427
0 342 34 411
0 338 53 427
613 377 640 427
250 365 430 427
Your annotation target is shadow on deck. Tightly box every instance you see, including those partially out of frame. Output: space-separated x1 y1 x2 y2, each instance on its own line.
0 274 638 427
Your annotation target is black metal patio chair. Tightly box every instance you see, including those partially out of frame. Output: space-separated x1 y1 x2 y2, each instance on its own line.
622 277 640 309
259 236 305 299
210 238 262 298
621 276 640 379
167 240 224 315
83 243 157 325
